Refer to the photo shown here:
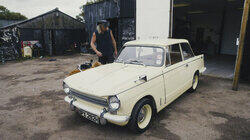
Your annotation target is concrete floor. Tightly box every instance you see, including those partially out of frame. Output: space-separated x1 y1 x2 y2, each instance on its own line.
0 54 249 140
204 55 236 79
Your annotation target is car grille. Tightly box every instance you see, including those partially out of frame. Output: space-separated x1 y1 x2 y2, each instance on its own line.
69 89 108 107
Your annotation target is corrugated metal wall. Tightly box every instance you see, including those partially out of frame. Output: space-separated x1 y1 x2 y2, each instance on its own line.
84 0 120 40
19 28 87 55
19 12 85 30
84 0 136 49
120 0 136 18
0 20 21 28
118 18 135 48
19 29 43 42
53 29 87 55
1 9 88 60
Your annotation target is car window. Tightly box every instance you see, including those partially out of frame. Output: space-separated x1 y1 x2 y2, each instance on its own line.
169 44 183 65
180 43 194 60
116 46 164 67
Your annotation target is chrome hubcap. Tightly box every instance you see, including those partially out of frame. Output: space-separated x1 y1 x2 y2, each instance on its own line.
137 104 152 129
138 107 146 123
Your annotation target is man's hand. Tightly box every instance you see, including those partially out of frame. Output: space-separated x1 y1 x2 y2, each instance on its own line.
114 50 118 57
96 51 103 57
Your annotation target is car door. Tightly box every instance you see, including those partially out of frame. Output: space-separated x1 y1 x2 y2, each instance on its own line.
180 43 196 89
162 43 186 106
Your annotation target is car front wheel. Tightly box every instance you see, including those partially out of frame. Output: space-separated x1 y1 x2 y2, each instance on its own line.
128 98 153 133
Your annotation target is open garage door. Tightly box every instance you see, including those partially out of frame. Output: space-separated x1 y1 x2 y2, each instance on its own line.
173 0 244 79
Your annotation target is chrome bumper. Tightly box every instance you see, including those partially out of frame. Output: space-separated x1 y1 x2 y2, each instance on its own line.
64 96 130 124
200 67 206 75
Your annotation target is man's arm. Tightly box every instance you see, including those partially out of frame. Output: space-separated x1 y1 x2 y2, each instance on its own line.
110 30 117 56
90 32 102 57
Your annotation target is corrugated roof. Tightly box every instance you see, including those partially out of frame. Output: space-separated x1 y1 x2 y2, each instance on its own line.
0 8 84 29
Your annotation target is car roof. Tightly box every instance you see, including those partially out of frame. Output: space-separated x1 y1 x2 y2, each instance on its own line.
124 38 189 47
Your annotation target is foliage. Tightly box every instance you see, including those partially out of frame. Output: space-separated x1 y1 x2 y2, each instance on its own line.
0 5 27 20
85 0 105 6
76 13 84 22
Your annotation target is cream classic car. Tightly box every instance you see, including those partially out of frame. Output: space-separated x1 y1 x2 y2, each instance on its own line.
63 39 206 133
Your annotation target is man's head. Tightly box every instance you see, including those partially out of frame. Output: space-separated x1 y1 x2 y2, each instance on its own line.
97 20 109 33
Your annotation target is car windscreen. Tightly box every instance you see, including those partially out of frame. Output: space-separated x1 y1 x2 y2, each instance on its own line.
115 46 164 67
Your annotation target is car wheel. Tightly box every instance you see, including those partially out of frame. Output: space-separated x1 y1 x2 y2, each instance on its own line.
189 73 199 92
128 98 153 133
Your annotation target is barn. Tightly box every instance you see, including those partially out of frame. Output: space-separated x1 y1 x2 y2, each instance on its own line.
0 20 21 28
84 0 250 84
0 8 88 61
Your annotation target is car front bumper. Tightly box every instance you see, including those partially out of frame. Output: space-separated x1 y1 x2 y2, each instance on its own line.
64 96 130 125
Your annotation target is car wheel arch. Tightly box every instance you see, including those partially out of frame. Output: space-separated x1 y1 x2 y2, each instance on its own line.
130 95 157 117
195 70 200 76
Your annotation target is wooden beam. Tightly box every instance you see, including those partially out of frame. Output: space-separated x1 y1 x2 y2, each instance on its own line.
232 0 250 91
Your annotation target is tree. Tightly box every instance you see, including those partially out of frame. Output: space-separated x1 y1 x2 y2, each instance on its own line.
0 5 9 13
76 13 84 22
0 5 27 20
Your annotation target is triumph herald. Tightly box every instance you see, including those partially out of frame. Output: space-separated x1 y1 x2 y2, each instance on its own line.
63 39 206 133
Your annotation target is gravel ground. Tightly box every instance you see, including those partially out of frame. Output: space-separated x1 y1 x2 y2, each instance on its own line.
0 54 249 140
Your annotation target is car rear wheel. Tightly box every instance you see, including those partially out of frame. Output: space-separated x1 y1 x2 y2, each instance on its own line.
128 98 153 133
189 73 199 92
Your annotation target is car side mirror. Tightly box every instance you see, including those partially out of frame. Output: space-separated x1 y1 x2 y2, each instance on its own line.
139 75 147 82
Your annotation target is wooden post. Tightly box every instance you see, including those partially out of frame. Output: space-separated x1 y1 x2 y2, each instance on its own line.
232 0 250 91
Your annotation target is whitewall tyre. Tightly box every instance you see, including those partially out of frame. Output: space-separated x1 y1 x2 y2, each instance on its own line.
189 73 199 92
128 98 153 133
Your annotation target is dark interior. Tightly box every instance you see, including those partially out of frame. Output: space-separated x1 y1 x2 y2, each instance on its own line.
173 0 244 78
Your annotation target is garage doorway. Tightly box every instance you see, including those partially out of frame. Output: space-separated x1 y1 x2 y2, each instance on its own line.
173 0 244 79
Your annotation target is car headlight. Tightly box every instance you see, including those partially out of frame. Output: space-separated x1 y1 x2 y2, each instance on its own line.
63 83 70 94
108 96 120 113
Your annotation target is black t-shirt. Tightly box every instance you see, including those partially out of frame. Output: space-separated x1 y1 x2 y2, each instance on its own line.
95 29 114 56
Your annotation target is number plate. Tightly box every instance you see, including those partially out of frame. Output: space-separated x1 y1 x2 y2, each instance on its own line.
79 109 100 124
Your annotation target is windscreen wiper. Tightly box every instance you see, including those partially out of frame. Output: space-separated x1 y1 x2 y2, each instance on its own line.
127 60 146 66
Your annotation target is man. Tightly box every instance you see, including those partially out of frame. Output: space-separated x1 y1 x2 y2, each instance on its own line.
90 20 118 64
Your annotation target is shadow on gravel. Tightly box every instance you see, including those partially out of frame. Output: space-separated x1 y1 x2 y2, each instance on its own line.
58 113 90 131
209 111 250 140
30 132 50 140
0 90 64 111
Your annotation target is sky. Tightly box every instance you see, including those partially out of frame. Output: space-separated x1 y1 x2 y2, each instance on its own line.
0 0 88 19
